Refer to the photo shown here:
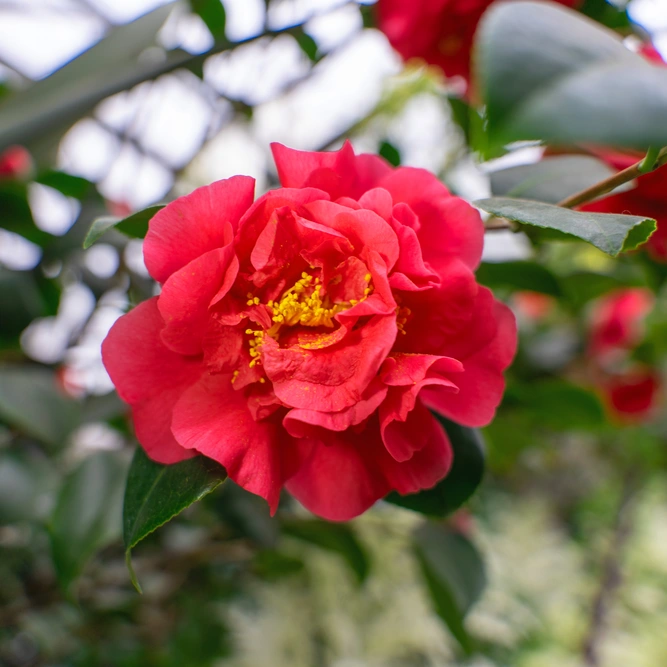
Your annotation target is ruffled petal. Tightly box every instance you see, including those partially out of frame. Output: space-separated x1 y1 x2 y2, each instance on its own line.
158 246 238 355
144 176 255 283
171 373 299 513
422 298 517 427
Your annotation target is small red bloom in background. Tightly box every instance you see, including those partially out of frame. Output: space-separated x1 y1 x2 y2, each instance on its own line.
602 368 661 422
588 288 653 364
102 142 516 521
513 291 554 323
376 0 581 94
0 145 32 180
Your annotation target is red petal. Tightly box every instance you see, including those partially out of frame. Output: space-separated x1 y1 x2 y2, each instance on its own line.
158 246 238 355
171 373 299 513
422 298 517 426
144 176 255 283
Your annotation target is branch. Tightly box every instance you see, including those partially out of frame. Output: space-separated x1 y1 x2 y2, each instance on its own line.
582 475 638 667
557 147 667 209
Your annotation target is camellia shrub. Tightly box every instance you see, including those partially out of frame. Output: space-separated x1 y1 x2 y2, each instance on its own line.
3 0 667 664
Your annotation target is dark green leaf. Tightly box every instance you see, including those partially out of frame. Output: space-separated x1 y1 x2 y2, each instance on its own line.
505 380 605 430
294 30 319 62
0 181 53 247
0 270 50 341
379 140 401 167
50 452 126 590
83 204 163 249
489 156 617 205
385 417 485 517
35 171 93 199
476 260 562 297
560 271 629 309
281 519 370 584
253 549 305 580
414 522 486 654
475 2 667 149
580 0 632 30
0 4 175 152
123 447 227 591
0 366 80 447
190 0 226 38
475 197 656 257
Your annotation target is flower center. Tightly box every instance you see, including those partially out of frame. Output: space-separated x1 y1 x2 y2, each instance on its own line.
244 271 373 368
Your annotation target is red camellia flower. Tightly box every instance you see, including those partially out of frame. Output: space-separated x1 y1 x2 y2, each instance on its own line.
102 143 516 521
376 0 581 92
603 368 661 422
0 145 32 180
588 288 653 364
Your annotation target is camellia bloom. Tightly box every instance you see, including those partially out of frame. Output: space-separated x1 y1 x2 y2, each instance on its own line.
102 143 516 521
588 288 653 364
376 0 581 92
0 145 32 180
603 368 661 423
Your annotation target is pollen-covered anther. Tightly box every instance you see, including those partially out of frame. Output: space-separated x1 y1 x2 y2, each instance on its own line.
396 306 412 335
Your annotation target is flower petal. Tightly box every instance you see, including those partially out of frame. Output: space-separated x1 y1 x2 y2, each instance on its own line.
144 176 255 283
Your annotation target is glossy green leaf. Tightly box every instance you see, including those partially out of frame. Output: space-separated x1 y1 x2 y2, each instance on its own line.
123 448 227 592
294 29 319 62
0 366 80 447
476 261 562 297
489 156 617 205
35 171 93 200
475 197 656 257
475 2 667 149
505 380 605 430
379 140 401 167
83 204 163 249
385 417 485 518
0 4 175 152
281 519 370 584
580 0 632 30
414 522 486 654
190 0 226 38
50 452 127 590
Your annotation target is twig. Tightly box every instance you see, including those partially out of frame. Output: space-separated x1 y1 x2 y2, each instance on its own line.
558 148 667 209
582 475 638 666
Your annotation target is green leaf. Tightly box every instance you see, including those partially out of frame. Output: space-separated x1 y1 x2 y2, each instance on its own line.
50 452 127 591
0 181 53 247
489 156 617 205
476 260 562 297
0 365 80 447
123 448 227 592
294 29 319 62
379 140 401 167
0 4 175 152
253 549 305 580
189 0 226 38
414 522 486 654
580 0 632 30
475 197 656 257
475 1 667 149
281 519 370 584
385 417 485 518
83 204 163 249
560 271 629 309
0 270 51 342
35 171 93 200
505 380 605 430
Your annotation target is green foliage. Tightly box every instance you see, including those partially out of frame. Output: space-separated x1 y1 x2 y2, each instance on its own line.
385 417 485 517
476 1 667 149
190 0 227 39
0 366 80 448
281 518 370 583
414 522 486 654
489 155 617 205
50 452 127 591
123 448 227 591
476 260 562 297
83 204 164 249
476 197 656 257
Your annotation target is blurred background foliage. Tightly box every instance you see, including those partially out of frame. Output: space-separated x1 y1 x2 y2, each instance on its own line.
2 0 667 665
